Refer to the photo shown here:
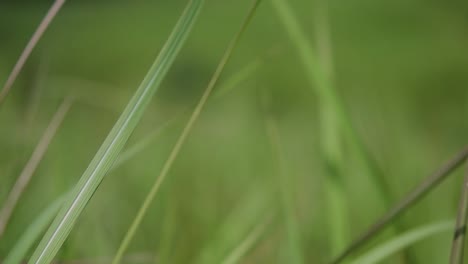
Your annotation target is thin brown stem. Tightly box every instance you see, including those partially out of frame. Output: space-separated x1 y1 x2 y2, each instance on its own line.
450 163 468 264
0 0 65 104
0 97 72 238
330 146 468 264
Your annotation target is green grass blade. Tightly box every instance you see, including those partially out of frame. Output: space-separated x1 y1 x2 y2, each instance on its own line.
27 0 203 262
350 221 454 264
3 196 66 264
111 1 263 263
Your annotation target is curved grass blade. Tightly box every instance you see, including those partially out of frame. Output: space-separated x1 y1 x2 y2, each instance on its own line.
0 98 72 238
27 0 204 262
111 1 263 262
331 147 468 264
350 220 454 264
4 196 66 264
0 0 65 105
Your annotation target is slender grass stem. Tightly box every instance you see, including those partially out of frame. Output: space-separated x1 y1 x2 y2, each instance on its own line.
0 0 65 105
0 98 72 239
111 1 263 263
331 146 468 264
450 163 468 264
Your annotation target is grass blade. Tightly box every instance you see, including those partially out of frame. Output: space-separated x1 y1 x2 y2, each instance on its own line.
271 0 349 253
27 0 203 262
0 98 72 238
4 196 66 264
221 216 271 264
195 184 271 264
0 0 65 105
331 147 468 264
213 56 262 98
350 220 454 264
450 164 468 264
111 1 263 262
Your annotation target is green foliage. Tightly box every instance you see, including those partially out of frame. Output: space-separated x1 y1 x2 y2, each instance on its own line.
1 0 467 263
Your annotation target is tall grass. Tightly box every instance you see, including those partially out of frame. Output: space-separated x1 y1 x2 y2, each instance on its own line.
1 1 465 263
3 35 267 264
27 0 204 262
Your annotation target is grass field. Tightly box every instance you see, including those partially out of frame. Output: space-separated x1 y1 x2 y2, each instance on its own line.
1 0 468 263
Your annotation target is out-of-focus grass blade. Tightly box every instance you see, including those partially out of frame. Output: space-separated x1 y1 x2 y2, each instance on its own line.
4 196 66 264
350 221 454 264
0 98 72 238
27 0 204 263
195 185 271 264
213 57 262 99
271 0 348 254
0 0 65 105
271 0 392 255
111 1 263 263
221 216 271 264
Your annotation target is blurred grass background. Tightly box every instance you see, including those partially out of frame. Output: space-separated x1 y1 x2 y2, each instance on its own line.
1 0 468 263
